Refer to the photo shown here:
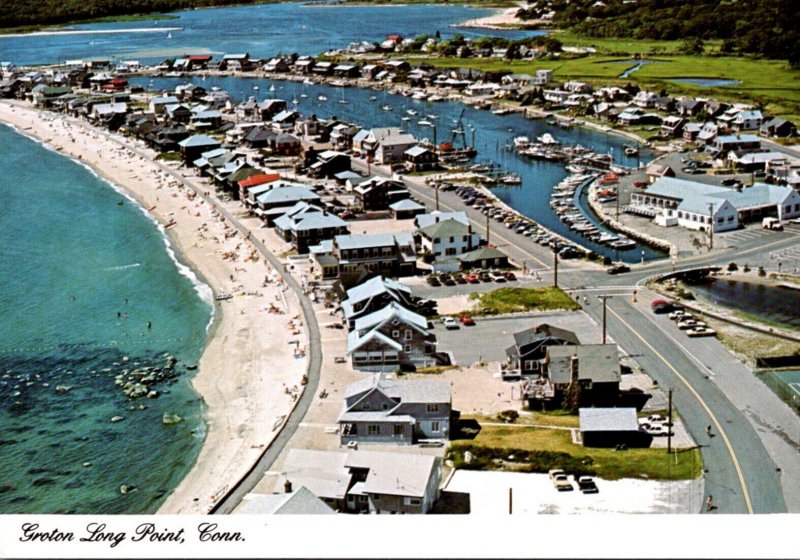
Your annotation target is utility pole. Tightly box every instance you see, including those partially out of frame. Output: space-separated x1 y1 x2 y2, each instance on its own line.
615 186 620 221
553 249 558 288
667 388 673 454
485 212 490 244
435 183 440 211
509 487 513 514
597 295 612 344
707 202 714 250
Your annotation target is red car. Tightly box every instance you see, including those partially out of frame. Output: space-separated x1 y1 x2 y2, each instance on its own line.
650 299 670 308
459 315 475 326
464 274 479 284
503 271 517 281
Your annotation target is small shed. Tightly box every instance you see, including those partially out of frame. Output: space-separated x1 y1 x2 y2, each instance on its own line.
389 198 426 219
458 247 509 270
579 408 651 448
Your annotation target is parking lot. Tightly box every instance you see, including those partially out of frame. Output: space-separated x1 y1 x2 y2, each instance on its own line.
433 310 604 366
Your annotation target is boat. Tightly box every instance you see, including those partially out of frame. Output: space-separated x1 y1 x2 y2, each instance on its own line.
292 98 299 104
428 95 444 102
381 105 393 111
624 146 639 156
300 93 308 98
418 120 432 127
368 96 377 102
401 117 410 122
407 109 418 116
215 293 233 301
318 95 327 102
609 238 635 250
253 86 259 91
167 32 172 39
269 84 275 92
492 107 511 115
537 133 560 145
513 136 530 149
501 175 522 185
303 78 314 85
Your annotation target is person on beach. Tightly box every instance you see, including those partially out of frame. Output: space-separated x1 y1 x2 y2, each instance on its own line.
705 495 714 512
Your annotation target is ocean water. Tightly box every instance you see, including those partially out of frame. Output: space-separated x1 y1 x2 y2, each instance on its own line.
0 2 543 66
139 75 662 261
0 124 212 513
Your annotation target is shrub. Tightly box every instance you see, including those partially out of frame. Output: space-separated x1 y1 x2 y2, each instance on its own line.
727 262 738 272
497 410 519 423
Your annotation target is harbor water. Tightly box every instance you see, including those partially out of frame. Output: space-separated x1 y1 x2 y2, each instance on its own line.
139 75 662 261
0 125 212 513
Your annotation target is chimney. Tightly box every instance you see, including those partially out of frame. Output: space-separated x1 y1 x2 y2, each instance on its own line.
284 479 293 493
570 355 579 383
434 215 440 223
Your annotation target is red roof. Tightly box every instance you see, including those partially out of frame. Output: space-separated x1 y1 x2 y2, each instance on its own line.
188 55 213 62
238 173 281 189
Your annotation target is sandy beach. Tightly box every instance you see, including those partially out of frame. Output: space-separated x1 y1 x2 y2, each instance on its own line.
456 3 527 30
0 100 309 514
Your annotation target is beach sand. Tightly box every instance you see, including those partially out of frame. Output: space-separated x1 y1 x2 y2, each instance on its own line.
0 101 308 514
456 4 526 30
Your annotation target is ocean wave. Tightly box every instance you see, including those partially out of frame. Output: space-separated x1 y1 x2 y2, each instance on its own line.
105 262 141 271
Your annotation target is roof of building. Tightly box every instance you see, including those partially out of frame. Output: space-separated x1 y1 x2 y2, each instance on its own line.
457 247 508 262
512 324 580 351
645 177 728 200
389 198 425 212
405 145 431 157
178 134 220 148
380 133 417 147
278 449 352 500
715 134 760 144
256 185 320 205
345 452 438 498
346 276 411 304
347 328 403 355
336 232 397 251
547 344 621 385
236 487 335 515
579 408 639 432
238 173 281 189
344 373 451 405
353 302 428 334
418 218 472 239
292 212 348 232
676 195 732 216
415 211 469 229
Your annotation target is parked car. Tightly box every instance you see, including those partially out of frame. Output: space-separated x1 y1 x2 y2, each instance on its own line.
443 277 457 286
479 272 493 282
549 469 573 491
668 310 688 321
503 271 517 281
606 263 630 275
677 319 706 330
442 317 459 330
576 476 599 494
340 210 355 220
459 315 475 326
640 423 672 437
453 273 467 284
490 271 507 283
464 273 479 284
687 326 717 337
426 276 441 287
642 414 671 426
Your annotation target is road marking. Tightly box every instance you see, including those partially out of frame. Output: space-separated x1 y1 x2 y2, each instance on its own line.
606 302 754 514
569 286 639 293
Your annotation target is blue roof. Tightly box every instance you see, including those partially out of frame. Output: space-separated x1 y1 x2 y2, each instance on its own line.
178 134 220 148
389 198 425 211
715 134 760 144
256 186 320 205
353 302 428 334
292 213 348 232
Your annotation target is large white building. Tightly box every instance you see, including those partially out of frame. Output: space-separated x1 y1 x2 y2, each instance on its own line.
631 177 800 233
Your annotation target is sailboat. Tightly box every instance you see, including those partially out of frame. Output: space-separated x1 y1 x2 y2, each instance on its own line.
167 32 172 39
269 84 276 92
338 89 349 105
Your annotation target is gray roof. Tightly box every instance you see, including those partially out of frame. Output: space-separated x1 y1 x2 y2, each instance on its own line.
645 177 728 200
415 211 469 229
344 373 450 405
458 247 507 262
336 232 396 251
389 198 425 211
579 408 639 432
547 344 621 385
235 487 335 514
277 449 351 500
715 134 760 144
178 134 220 148
292 213 348 232
353 302 428 334
256 185 320 205
345 452 439 498
676 195 731 216
380 133 416 147
347 327 403 355
346 276 411 305
513 324 580 351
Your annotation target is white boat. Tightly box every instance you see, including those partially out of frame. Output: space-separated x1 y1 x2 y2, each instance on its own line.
624 146 639 156
167 32 172 39
537 133 560 145
368 96 377 102
253 86 260 91
610 238 636 250
418 120 433 127
292 98 299 104
492 108 511 115
300 93 308 98
412 91 428 100
401 117 411 122
318 95 327 102
513 136 530 149
269 84 275 92
381 105 393 111
501 175 522 185
428 95 444 102
303 78 314 85
407 109 418 116
427 114 438 120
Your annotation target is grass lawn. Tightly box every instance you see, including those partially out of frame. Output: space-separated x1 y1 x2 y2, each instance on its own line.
457 424 702 480
468 286 581 315
155 151 182 161
471 411 580 428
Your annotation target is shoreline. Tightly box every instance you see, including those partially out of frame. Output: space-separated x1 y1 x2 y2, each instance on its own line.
0 100 309 515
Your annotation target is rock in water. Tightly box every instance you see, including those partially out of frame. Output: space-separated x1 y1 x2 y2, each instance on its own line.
110 416 124 423
119 484 137 495
162 412 182 425
147 390 159 399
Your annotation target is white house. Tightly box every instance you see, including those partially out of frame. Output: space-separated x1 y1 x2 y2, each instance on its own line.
633 91 659 108
417 217 481 258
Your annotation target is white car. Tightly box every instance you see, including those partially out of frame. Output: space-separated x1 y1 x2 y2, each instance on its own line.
640 423 673 437
668 310 688 321
687 326 717 337
677 319 706 330
442 317 459 330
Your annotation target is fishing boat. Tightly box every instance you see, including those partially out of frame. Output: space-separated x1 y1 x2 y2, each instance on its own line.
537 133 560 145
609 238 636 250
318 95 328 102
381 105 393 111
513 136 530 149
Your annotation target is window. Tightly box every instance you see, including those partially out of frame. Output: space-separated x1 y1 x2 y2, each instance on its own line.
403 497 422 506
404 344 411 352
449 236 455 243
427 404 439 413
393 424 404 436
523 360 536 371
367 424 380 435
431 421 440 432
445 247 457 256
404 330 412 340
728 216 734 222
392 330 399 338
